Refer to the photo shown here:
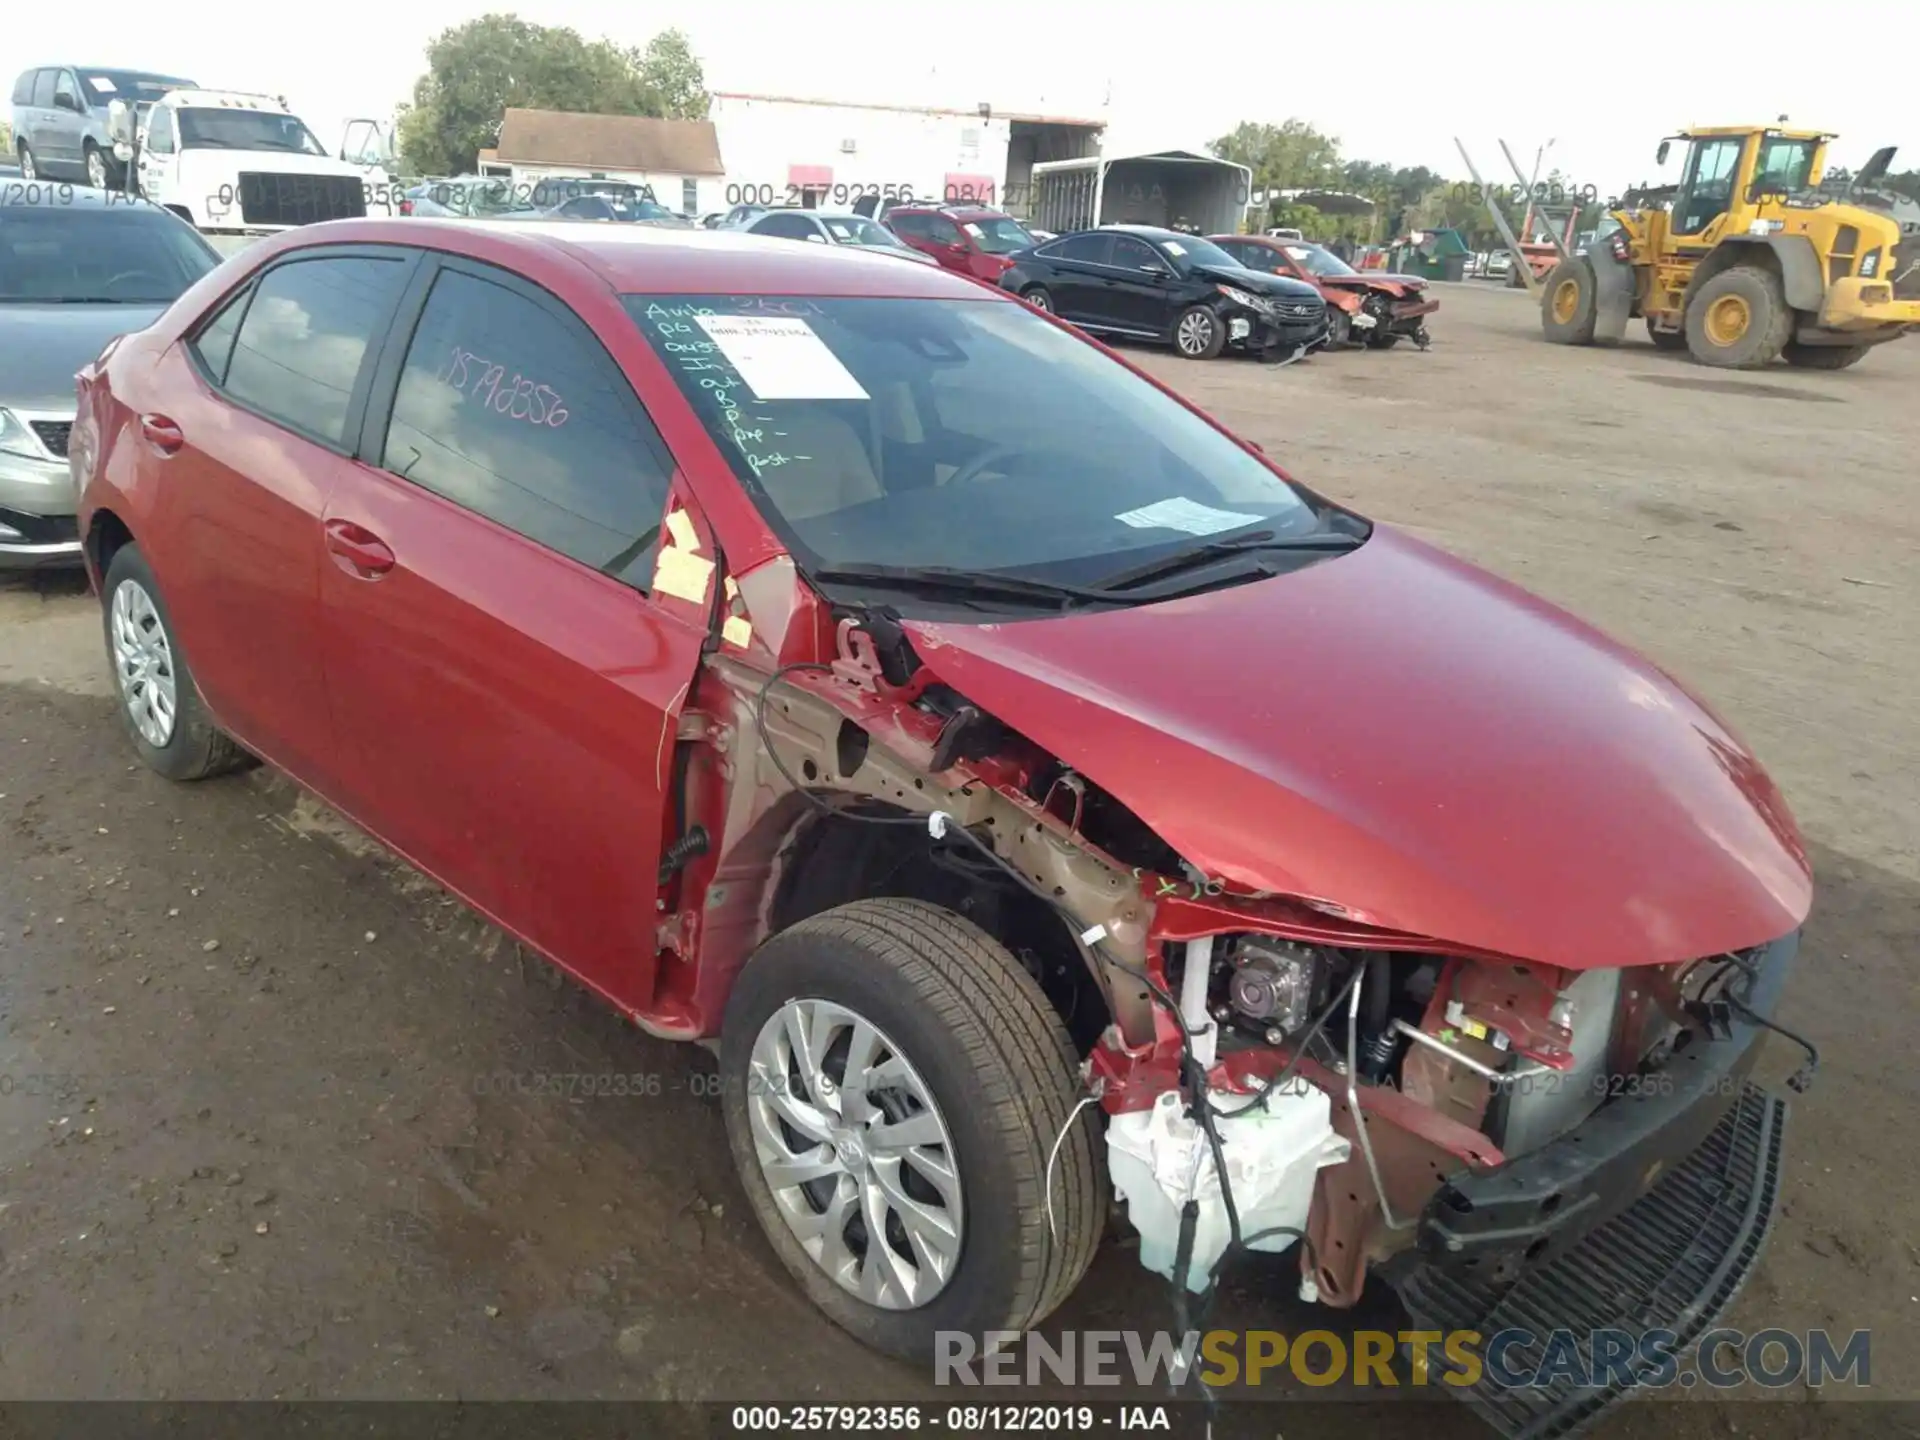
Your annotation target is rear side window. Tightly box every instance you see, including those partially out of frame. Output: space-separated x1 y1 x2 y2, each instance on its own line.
224 254 410 446
379 266 672 589
1047 233 1112 266
925 216 965 246
189 285 251 385
10 71 32 106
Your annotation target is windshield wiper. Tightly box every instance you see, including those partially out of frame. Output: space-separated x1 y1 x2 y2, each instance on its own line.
808 563 1121 611
1089 527 1365 593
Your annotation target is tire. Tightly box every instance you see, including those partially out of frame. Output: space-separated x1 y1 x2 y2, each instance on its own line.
1782 341 1869 370
1646 319 1689 351
1365 331 1402 350
17 143 37 182
84 142 109 190
1684 265 1792 369
1326 309 1353 348
1541 259 1599 344
1020 285 1053 312
720 898 1106 1363
100 544 254 782
1172 304 1226 359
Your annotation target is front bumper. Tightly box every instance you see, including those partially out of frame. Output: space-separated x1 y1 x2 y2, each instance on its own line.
1227 308 1329 354
1385 930 1799 1437
0 506 83 569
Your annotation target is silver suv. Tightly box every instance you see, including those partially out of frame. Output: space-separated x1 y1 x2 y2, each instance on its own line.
10 66 196 188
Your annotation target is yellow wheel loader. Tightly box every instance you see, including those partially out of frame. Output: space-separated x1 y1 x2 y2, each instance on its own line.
1541 126 1920 370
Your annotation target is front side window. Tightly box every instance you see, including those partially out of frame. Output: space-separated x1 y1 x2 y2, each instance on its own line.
52 72 80 110
961 215 1035 254
146 107 177 154
755 213 821 241
178 108 327 157
1108 237 1164 272
223 254 410 445
624 294 1334 601
381 267 672 589
0 205 219 302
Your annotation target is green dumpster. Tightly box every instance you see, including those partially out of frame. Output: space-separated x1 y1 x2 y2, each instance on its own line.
1393 227 1471 281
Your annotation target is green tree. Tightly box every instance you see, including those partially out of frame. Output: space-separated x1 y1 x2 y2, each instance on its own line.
1210 119 1343 226
635 29 709 120
397 14 709 176
0 119 12 157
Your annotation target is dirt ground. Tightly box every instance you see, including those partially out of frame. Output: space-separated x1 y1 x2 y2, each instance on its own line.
1 282 1914 1432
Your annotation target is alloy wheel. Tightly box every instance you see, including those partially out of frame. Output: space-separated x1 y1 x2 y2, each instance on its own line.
1025 288 1051 311
1177 312 1214 355
19 148 36 182
110 579 178 748
747 998 964 1311
87 148 107 189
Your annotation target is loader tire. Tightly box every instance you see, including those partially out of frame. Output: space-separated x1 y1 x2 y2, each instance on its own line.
1540 259 1598 345
1685 265 1792 369
1782 341 1869 370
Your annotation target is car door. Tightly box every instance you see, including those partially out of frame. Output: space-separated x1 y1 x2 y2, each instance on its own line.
1105 235 1180 335
319 254 706 1012
145 246 420 792
921 214 973 274
1034 233 1115 324
45 70 89 171
136 105 181 202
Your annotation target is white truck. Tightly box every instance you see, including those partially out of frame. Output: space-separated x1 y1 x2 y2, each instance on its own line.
107 89 397 233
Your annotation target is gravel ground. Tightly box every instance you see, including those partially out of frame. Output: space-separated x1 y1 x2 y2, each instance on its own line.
1 281 1913 1433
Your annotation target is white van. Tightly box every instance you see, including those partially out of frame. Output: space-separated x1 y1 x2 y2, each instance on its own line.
109 89 396 233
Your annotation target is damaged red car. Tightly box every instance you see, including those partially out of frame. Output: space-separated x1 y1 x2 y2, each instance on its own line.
1212 234 1440 350
72 220 1812 1435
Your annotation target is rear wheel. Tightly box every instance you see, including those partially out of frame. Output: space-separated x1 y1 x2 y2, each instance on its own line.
1684 265 1792 369
101 544 254 782
1782 341 1869 370
1020 285 1053 312
1540 259 1598 344
17 143 37 182
720 898 1106 1362
1173 305 1225 359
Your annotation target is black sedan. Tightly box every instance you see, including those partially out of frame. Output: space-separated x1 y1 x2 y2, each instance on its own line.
997 225 1328 360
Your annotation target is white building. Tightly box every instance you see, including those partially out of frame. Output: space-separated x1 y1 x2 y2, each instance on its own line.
708 92 1103 217
480 108 727 213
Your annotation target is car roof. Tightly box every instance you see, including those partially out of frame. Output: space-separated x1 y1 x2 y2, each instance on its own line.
893 204 1004 219
1100 224 1190 243
241 218 1009 300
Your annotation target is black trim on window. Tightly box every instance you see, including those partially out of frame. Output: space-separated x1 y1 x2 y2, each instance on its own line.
186 243 425 458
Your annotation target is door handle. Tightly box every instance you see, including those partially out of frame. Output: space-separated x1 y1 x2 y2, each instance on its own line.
323 519 395 578
139 413 183 454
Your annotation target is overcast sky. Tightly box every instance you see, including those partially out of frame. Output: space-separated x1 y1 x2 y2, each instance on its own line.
7 1 1916 189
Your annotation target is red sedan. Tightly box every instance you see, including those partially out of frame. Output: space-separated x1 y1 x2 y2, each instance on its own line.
71 218 1810 1426
1211 234 1440 349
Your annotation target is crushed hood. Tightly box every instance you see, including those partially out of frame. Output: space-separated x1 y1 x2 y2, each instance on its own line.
903 528 1811 970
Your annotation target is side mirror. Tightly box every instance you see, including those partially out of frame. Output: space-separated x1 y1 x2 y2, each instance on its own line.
1655 140 1671 166
54 92 81 113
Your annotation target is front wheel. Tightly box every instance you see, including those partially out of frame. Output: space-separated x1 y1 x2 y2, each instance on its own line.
1325 309 1353 348
84 142 109 189
1685 265 1792 369
1173 305 1226 359
101 544 254 782
720 898 1106 1362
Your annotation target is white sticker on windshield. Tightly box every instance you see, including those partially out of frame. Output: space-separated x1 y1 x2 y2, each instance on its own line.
695 315 869 401
91 76 117 92
1115 497 1264 536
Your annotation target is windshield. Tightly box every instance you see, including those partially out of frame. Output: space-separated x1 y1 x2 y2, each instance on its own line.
1160 235 1242 271
0 204 219 302
623 294 1329 592
78 71 190 108
823 216 901 247
177 108 327 156
961 215 1036 254
1753 135 1818 192
1283 244 1355 277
